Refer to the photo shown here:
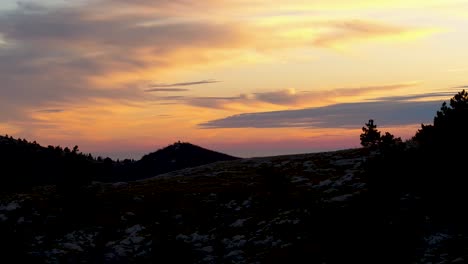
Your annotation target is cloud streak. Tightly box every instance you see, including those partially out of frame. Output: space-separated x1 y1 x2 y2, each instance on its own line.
200 93 447 129
149 79 220 88
0 2 246 124
36 109 65 113
312 20 427 48
370 91 456 101
144 88 190 92
182 82 419 109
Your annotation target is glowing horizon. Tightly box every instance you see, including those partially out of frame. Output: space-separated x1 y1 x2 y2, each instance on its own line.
1 0 467 159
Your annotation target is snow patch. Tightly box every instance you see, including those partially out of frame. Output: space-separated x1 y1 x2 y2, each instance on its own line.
177 232 210 244
424 233 451 246
105 225 149 260
63 242 83 252
126 224 144 234
314 179 332 188
291 176 309 184
332 172 354 187
276 219 300 225
200 246 214 253
112 182 129 188
230 218 249 227
331 158 360 166
0 201 20 211
329 194 354 202
225 249 244 257
242 197 252 208
452 257 465 263
0 214 7 221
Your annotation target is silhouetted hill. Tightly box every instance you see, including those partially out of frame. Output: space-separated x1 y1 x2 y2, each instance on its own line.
123 142 239 181
0 136 239 185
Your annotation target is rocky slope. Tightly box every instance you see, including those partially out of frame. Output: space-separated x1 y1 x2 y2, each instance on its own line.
1 147 466 263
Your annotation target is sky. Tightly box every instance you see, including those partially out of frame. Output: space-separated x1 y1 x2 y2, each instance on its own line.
1 0 468 159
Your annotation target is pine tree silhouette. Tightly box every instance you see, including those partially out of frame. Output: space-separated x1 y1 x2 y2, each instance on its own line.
360 119 381 148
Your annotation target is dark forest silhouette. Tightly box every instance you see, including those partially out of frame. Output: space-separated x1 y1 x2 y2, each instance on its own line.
0 137 238 190
356 89 468 262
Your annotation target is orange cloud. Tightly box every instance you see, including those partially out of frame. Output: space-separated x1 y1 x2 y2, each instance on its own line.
310 20 439 49
177 82 420 111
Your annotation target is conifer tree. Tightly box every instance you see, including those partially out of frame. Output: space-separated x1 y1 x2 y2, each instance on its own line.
360 119 381 148
414 89 468 148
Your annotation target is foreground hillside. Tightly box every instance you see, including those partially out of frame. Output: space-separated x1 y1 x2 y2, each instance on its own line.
1 147 467 263
1 148 373 263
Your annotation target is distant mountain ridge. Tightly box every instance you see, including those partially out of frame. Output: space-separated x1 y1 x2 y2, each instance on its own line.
116 142 239 181
0 135 239 186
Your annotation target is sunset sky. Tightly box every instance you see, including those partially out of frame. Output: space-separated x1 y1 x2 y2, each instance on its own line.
1 0 467 159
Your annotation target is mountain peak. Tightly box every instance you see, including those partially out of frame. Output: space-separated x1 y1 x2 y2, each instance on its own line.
141 141 238 162
130 141 239 179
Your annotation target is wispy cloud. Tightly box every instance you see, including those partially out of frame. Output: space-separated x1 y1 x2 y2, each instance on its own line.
187 96 245 109
36 109 65 113
184 82 419 109
156 96 187 101
371 91 456 101
0 2 244 123
199 99 443 129
144 88 190 92
312 20 437 49
149 79 220 88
